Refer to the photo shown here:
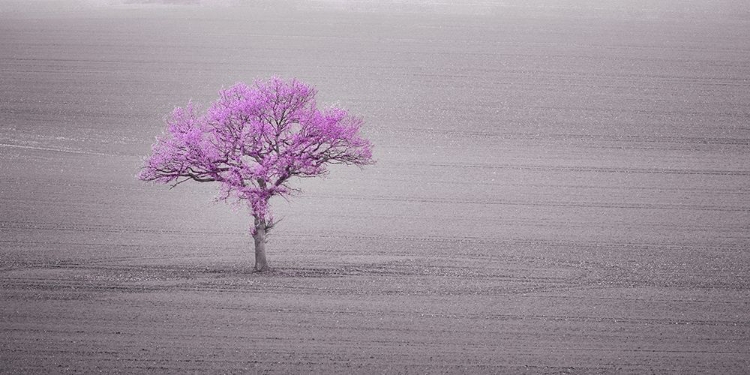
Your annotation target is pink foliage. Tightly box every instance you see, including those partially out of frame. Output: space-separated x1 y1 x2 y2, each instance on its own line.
139 77 374 231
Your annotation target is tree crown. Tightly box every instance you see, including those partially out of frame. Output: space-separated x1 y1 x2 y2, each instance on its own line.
139 77 374 228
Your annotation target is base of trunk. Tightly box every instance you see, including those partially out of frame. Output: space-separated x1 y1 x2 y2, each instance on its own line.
252 260 271 273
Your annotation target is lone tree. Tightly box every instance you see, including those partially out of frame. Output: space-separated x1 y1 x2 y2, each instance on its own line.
138 77 374 272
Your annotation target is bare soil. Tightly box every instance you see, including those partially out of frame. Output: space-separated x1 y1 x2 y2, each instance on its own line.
1 2 749 373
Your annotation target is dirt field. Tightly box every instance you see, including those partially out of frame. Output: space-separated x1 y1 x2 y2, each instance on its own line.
1 1 749 373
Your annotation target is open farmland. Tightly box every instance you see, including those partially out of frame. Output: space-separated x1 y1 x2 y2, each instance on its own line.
1 1 749 373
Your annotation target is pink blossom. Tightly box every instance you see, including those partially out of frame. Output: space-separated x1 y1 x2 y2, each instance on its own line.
139 77 374 231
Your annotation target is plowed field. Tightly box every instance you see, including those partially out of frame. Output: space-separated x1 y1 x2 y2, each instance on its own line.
1 2 749 373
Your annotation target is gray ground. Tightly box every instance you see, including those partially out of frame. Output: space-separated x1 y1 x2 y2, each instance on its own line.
1 1 749 373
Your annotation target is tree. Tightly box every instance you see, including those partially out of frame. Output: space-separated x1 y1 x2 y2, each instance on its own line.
138 77 374 272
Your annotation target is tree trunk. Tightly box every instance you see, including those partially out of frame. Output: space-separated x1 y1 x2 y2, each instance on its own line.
252 218 270 272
